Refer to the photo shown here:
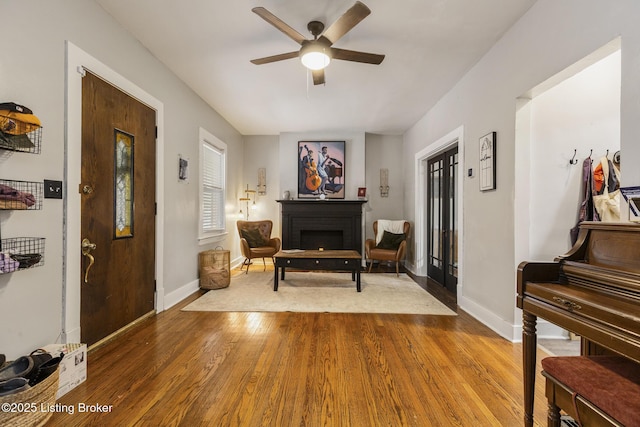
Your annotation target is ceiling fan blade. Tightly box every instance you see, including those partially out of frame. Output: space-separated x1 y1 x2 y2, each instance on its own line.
312 69 325 85
320 1 371 45
252 7 307 45
250 51 299 65
331 48 385 65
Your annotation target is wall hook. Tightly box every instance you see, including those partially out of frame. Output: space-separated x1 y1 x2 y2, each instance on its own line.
569 149 578 165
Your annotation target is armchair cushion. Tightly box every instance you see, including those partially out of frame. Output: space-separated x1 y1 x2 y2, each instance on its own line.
376 231 405 250
241 228 267 248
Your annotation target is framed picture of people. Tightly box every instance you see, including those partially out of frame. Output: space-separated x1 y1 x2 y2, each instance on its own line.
298 141 345 199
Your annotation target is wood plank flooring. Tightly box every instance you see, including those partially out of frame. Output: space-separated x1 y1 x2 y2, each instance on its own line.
46 271 550 426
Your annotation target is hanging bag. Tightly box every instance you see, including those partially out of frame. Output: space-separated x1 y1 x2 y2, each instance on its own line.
593 156 621 222
570 157 599 244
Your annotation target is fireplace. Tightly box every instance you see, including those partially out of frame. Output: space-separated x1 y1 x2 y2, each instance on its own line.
278 200 366 252
300 230 343 250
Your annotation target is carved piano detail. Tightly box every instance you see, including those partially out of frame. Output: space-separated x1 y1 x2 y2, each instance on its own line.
517 222 640 427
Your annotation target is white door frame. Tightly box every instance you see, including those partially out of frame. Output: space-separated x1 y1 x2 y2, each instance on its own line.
413 125 464 298
63 41 165 343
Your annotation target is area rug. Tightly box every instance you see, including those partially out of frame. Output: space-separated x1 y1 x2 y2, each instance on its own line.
182 271 456 315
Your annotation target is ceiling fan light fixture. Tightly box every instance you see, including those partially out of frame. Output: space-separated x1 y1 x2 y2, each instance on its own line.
300 44 331 70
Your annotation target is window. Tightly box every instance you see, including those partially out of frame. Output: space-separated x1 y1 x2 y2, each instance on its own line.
199 128 227 242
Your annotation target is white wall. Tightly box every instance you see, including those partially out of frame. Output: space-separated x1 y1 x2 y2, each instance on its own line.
1 0 243 358
363 134 405 242
529 51 621 261
241 135 281 248
403 0 640 340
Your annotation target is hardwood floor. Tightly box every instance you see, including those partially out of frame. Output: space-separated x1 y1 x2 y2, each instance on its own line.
46 270 550 426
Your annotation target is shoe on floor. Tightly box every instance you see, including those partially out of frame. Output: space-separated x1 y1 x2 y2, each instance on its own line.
0 356 34 381
28 354 62 386
0 353 53 382
0 377 30 396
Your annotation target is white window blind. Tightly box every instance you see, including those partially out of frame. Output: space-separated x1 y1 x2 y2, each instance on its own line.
200 129 226 240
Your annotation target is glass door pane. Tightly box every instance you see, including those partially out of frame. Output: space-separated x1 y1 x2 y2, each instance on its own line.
427 146 458 294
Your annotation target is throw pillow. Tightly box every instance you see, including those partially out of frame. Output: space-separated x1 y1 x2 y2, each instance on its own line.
376 231 405 250
241 228 267 248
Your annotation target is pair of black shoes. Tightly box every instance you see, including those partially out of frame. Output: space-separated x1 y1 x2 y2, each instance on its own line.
0 351 63 397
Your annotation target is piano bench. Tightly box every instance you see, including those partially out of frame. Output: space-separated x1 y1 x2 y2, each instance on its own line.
541 356 640 427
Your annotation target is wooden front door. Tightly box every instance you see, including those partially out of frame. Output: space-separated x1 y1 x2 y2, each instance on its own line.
80 71 156 347
427 146 458 294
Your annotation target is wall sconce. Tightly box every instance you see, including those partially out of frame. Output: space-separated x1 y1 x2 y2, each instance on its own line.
257 168 266 195
238 184 257 220
380 168 389 197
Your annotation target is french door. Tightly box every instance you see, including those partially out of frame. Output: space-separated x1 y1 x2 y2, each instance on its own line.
427 146 458 293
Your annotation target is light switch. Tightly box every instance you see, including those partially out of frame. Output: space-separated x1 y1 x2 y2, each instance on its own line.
44 179 63 199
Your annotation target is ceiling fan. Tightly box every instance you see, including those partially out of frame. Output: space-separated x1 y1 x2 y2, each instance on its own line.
250 1 385 85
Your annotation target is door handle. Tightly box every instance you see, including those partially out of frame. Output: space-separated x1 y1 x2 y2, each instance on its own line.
82 238 97 283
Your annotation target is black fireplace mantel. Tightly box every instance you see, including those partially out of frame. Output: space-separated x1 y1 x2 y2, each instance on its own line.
277 200 366 253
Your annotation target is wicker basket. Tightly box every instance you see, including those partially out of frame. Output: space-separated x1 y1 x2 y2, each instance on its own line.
198 249 230 289
0 368 59 427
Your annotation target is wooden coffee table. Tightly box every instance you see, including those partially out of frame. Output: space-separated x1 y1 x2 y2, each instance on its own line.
273 250 362 292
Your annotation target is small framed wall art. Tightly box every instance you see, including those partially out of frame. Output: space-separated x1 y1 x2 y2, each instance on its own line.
479 132 496 191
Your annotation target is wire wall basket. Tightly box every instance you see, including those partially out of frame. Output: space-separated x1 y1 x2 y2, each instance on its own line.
0 237 45 273
0 115 42 154
0 179 43 210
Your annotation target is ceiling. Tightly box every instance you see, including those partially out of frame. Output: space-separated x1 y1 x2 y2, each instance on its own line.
95 0 537 136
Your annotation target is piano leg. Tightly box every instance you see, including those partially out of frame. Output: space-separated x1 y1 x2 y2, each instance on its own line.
523 311 537 427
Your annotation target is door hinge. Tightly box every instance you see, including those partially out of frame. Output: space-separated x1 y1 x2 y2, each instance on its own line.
77 66 86 77
155 126 158 139
155 202 157 215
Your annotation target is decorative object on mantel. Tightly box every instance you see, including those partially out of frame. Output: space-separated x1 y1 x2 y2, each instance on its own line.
298 141 345 199
479 131 496 191
257 167 266 195
379 168 389 197
358 187 367 199
238 184 257 220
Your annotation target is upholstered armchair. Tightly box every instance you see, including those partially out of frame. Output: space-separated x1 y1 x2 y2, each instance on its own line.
237 220 281 273
365 220 410 276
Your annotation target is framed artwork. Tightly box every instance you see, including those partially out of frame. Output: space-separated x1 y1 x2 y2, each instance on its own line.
298 141 345 199
358 187 366 198
479 132 496 191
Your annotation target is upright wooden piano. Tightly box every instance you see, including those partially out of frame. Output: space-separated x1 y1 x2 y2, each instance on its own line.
517 222 640 426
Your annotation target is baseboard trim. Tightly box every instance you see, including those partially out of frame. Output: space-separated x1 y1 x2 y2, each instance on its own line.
164 279 200 310
458 295 515 340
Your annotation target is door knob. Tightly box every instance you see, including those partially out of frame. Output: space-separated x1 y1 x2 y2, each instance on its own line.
81 238 97 283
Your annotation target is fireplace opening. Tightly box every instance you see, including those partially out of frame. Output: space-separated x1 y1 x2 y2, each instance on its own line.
300 230 344 250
